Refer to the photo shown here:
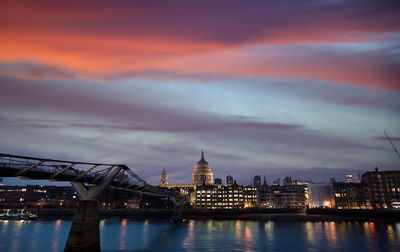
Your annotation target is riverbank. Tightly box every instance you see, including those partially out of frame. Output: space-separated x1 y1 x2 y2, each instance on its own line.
32 208 400 222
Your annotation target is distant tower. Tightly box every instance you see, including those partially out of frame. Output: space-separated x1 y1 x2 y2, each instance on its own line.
357 171 361 183
263 174 267 186
345 174 353 183
273 178 281 186
214 178 222 185
226 175 234 185
160 168 168 186
253 175 261 188
192 150 214 185
283 176 292 185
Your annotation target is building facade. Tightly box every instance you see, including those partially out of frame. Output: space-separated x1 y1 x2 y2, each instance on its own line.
195 183 258 209
332 182 370 209
259 184 308 208
362 169 400 209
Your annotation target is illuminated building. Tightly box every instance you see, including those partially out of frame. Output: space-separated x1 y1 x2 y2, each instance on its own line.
0 185 78 208
332 182 369 209
259 183 308 208
345 174 353 183
195 183 259 209
160 168 168 186
192 150 214 185
243 186 259 207
362 168 400 209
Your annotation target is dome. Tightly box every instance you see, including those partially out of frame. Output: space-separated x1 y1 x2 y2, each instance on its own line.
192 150 214 185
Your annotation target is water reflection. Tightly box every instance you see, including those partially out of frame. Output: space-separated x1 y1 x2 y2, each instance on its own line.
324 222 338 249
1 219 400 252
119 219 127 250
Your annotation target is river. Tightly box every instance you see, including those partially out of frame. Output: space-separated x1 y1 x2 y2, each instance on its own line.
1 219 400 251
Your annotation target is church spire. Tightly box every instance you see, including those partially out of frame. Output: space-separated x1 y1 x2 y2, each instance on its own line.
160 168 168 186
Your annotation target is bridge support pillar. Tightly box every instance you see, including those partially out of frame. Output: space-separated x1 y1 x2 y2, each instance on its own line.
171 196 187 221
64 200 100 252
64 165 125 252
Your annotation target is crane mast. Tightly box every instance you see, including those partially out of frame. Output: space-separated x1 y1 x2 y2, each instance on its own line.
384 130 400 158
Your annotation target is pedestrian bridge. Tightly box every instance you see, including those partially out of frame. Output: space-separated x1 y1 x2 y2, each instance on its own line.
0 153 185 252
0 153 179 198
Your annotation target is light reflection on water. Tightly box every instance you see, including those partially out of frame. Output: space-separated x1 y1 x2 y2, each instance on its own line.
0 219 400 251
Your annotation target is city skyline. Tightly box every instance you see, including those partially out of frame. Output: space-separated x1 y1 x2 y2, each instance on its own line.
1 0 400 186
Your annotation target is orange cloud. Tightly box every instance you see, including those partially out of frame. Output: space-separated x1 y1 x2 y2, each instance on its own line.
1 0 399 90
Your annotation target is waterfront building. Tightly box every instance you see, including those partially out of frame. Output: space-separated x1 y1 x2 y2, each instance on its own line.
226 175 234 185
214 178 222 185
253 175 261 188
160 168 168 186
0 185 78 208
194 183 260 209
259 184 307 208
192 150 214 185
309 183 334 208
362 168 400 209
243 186 259 207
332 182 370 209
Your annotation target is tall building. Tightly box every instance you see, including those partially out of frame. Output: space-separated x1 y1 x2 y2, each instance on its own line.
226 175 234 185
345 174 353 183
362 168 400 209
192 150 214 185
283 176 292 185
253 175 261 188
273 178 281 186
214 178 222 185
160 168 168 186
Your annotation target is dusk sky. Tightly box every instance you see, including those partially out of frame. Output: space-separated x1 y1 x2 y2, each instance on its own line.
1 0 400 186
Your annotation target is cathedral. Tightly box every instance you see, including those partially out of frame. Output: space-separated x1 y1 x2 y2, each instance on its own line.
159 150 214 187
192 150 214 185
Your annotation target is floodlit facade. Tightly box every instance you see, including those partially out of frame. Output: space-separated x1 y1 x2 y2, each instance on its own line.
195 183 258 209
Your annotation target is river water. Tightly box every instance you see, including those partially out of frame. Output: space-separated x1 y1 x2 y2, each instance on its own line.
1 219 400 251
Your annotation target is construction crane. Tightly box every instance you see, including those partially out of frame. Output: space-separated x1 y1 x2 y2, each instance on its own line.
384 130 400 158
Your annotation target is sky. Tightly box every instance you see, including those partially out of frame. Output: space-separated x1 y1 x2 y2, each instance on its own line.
1 0 400 186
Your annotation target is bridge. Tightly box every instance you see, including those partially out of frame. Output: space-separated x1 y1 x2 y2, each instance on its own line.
0 153 186 252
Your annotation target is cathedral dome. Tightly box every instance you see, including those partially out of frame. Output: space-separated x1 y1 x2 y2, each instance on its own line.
192 150 213 185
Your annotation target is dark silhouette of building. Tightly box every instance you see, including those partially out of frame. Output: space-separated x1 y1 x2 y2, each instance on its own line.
253 175 261 188
226 175 234 185
283 176 292 185
214 178 222 185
